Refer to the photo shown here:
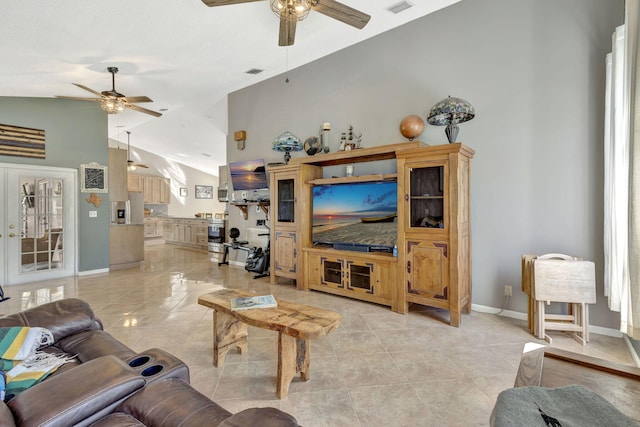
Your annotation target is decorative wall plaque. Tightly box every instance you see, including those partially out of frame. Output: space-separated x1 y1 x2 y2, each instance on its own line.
80 162 108 193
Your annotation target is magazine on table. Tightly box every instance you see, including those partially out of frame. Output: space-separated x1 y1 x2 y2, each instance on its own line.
230 294 277 311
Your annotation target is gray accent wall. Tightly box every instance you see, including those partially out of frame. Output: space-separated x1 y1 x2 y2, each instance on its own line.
0 97 109 272
228 0 625 328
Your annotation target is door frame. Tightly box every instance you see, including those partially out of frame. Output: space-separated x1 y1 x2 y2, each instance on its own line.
1 163 78 285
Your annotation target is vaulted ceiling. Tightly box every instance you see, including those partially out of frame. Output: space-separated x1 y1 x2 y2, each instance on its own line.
1 0 460 175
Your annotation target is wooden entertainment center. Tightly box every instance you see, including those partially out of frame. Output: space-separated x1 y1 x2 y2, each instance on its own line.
268 142 474 326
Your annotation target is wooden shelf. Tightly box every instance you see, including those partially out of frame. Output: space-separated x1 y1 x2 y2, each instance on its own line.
308 173 397 186
231 201 269 220
288 141 424 167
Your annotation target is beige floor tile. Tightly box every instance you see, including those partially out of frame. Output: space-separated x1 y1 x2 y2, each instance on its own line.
350 384 441 426
2 243 635 427
411 379 495 426
281 389 360 427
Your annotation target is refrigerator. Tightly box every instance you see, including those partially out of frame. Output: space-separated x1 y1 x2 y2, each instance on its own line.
128 192 145 225
110 192 144 225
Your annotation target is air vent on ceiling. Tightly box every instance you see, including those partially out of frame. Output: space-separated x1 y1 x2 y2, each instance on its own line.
245 68 264 75
387 1 413 14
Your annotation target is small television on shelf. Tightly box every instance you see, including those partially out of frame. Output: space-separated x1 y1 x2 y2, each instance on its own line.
312 181 397 252
229 159 269 201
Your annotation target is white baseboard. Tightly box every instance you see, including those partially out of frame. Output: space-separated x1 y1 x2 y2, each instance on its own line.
471 303 527 320
78 268 109 276
471 303 623 338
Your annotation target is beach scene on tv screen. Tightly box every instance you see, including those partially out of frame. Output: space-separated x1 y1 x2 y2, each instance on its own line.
229 159 268 191
312 181 397 248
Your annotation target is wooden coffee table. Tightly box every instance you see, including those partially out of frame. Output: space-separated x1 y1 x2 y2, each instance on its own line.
198 289 341 398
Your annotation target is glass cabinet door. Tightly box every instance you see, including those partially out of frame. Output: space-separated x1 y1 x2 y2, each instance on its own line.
277 177 295 223
408 164 445 229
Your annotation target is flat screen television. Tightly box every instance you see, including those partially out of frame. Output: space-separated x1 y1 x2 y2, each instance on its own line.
229 159 268 191
312 181 397 251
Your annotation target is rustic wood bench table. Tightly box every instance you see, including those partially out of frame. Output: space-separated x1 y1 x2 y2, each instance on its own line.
198 289 341 398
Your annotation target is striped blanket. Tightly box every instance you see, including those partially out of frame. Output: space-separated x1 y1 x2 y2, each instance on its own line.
0 327 74 401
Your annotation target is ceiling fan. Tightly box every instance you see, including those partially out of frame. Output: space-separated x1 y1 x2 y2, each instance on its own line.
126 131 149 171
55 67 162 117
201 0 370 46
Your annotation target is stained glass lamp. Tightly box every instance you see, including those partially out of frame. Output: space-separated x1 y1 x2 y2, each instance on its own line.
272 131 303 164
427 96 476 143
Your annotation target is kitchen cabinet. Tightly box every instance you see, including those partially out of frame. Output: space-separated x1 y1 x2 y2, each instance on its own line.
144 217 163 239
162 218 208 250
127 174 143 192
128 174 171 204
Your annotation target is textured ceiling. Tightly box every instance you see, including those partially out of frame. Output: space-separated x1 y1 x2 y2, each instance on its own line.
0 0 460 175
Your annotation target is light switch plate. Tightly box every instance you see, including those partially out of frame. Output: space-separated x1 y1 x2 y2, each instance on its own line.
89 211 97 218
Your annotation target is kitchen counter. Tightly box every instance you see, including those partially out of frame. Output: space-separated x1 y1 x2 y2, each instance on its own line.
161 217 208 250
109 224 144 269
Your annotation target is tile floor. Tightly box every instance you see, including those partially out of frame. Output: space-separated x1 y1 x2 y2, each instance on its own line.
1 244 634 426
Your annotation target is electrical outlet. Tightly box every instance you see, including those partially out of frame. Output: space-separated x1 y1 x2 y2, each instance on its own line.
504 285 512 297
256 219 265 226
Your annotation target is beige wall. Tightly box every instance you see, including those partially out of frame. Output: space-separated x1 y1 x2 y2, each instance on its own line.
108 139 226 218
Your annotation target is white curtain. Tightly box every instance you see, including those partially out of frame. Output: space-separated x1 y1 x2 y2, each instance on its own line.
604 0 640 339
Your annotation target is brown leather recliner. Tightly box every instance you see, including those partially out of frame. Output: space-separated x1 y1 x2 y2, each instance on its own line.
0 299 299 427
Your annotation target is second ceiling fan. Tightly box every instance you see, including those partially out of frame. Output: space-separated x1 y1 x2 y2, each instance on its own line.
56 67 162 118
126 131 149 171
201 0 370 46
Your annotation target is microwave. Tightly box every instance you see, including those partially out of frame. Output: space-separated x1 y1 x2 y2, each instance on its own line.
217 187 229 202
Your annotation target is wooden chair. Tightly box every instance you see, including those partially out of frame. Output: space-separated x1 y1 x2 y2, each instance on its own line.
21 228 62 266
532 255 596 345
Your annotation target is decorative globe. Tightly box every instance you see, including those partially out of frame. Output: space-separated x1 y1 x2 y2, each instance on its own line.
304 136 321 156
399 115 425 141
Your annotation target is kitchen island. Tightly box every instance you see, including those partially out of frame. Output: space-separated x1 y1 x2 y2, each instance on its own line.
109 224 144 270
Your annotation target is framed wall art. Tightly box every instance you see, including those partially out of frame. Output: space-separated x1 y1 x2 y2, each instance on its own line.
179 187 188 197
80 162 108 193
195 185 213 199
0 124 46 159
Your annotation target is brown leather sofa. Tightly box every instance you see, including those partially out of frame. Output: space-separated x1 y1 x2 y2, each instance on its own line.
0 298 299 427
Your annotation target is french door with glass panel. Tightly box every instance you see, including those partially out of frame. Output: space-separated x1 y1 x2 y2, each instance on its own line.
0 165 76 285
